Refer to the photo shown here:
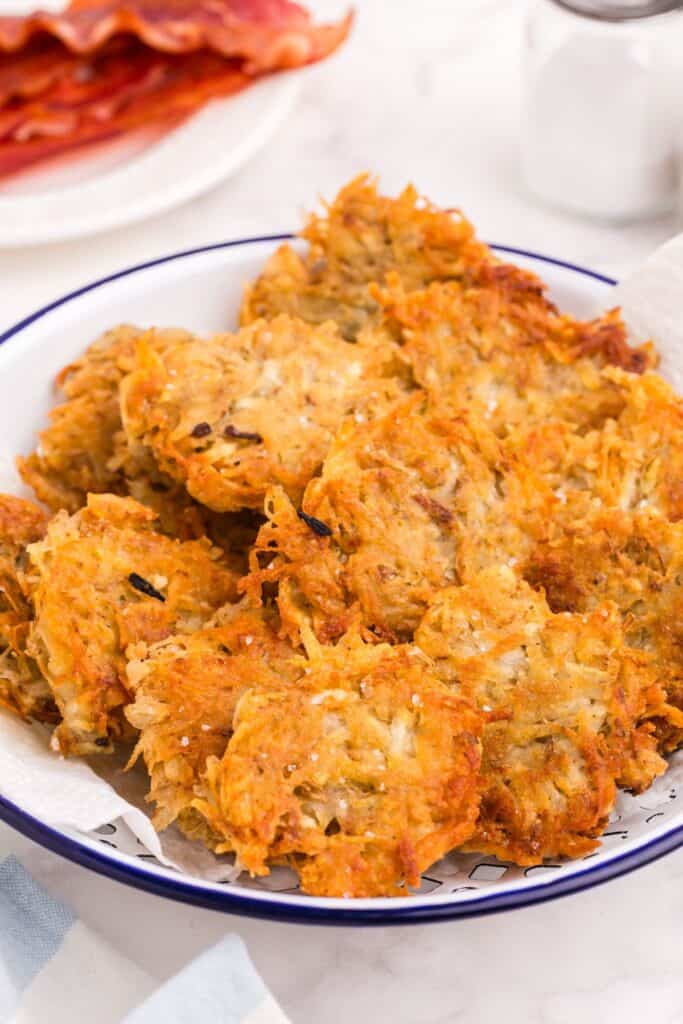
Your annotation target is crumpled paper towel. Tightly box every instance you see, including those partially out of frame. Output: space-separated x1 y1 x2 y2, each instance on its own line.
0 713 241 881
614 231 683 392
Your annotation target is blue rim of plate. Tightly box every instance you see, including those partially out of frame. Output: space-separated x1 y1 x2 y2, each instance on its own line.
3 235 678 927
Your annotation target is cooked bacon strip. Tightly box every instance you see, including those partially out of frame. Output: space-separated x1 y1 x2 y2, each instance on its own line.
0 51 250 179
0 44 173 142
0 1 353 74
0 43 84 106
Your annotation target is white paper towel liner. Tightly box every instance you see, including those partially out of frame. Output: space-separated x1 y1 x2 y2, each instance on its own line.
614 231 683 393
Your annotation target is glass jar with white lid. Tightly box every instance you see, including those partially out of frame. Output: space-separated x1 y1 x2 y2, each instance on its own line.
522 0 683 223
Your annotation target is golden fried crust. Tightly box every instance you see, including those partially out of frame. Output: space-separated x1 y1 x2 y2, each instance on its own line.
503 369 683 525
120 315 409 514
0 495 48 557
373 275 654 434
244 397 468 640
125 604 295 834
244 395 552 644
241 174 489 340
193 631 483 897
523 509 683 750
15 325 224 540
17 326 182 510
17 325 144 512
27 494 238 756
243 486 352 644
0 495 56 724
415 567 666 864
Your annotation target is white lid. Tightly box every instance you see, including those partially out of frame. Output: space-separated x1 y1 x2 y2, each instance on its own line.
553 0 682 19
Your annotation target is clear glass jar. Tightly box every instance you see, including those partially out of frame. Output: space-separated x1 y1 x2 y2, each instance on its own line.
522 0 683 223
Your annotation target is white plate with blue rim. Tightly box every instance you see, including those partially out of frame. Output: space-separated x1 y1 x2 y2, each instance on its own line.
0 236 682 925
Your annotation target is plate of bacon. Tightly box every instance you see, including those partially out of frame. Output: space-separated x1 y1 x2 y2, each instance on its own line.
0 0 352 245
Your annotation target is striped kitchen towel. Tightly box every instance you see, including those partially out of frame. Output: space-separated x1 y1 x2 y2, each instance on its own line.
0 856 290 1024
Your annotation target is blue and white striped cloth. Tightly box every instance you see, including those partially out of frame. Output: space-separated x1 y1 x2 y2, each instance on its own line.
0 857 290 1024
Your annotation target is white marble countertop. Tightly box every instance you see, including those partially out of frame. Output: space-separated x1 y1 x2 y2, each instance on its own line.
2 1 683 1021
